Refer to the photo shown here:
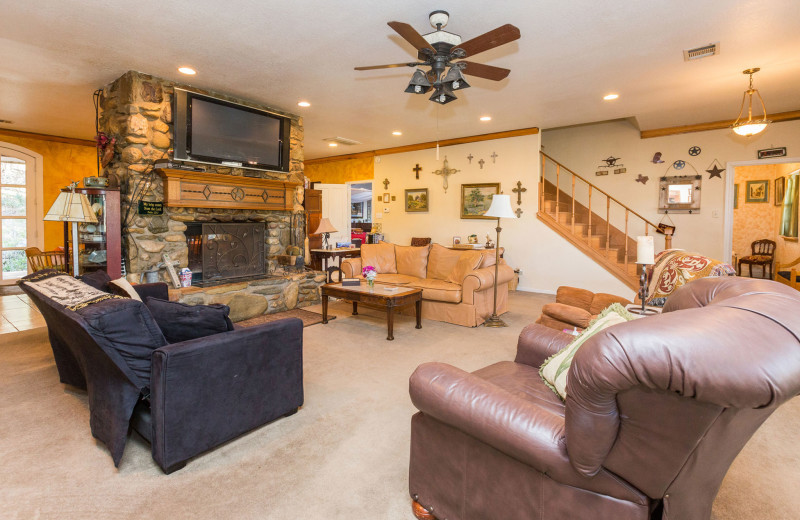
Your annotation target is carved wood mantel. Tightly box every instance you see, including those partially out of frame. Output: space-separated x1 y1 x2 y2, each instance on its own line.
158 168 301 211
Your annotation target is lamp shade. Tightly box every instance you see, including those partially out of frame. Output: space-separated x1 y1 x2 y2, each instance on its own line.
44 191 98 223
313 217 338 235
483 194 517 219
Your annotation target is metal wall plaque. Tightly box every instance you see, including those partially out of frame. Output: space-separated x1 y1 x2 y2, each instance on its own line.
757 147 787 159
138 201 164 215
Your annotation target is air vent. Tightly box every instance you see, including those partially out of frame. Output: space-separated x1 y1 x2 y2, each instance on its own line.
683 42 720 61
322 136 362 146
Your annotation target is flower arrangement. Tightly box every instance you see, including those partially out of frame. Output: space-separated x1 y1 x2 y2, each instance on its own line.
362 265 377 288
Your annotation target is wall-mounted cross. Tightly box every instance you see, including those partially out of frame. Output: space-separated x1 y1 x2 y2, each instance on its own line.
383 178 390 190
432 156 460 193
491 152 498 163
467 154 474 164
512 181 527 206
478 158 485 169
515 207 523 218
412 164 422 179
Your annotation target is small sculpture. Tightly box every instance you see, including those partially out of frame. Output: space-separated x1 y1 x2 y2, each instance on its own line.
485 233 495 249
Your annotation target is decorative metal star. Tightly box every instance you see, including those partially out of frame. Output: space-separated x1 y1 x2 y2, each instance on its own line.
706 165 724 179
688 146 701 156
673 160 686 170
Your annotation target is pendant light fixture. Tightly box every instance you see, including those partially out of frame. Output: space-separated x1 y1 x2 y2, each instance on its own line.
731 68 770 137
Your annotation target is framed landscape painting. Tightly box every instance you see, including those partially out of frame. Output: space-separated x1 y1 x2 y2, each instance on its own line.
745 180 769 203
405 188 428 212
775 176 786 206
461 183 500 219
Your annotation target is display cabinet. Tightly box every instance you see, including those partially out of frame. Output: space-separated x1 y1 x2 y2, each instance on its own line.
63 187 121 279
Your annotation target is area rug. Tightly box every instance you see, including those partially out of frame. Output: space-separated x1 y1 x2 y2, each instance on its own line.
235 308 333 328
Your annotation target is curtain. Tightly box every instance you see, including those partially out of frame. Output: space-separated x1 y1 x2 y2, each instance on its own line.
780 173 799 238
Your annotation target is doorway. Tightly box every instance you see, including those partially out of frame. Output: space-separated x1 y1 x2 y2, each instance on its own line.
349 182 372 246
1 144 43 284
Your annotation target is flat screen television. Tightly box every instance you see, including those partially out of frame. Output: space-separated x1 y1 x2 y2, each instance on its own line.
172 88 290 172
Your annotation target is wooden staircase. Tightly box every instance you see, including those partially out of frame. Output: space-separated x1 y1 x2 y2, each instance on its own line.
538 152 672 291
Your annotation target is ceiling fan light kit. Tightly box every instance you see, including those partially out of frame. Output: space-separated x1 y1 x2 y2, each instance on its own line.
356 11 520 105
731 68 771 137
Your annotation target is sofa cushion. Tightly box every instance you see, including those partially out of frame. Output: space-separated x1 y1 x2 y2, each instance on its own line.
539 303 635 400
109 277 142 301
540 302 593 329
478 248 504 268
78 270 112 292
589 293 632 315
144 297 234 343
408 278 462 303
555 286 594 311
75 298 168 389
446 251 483 284
361 241 397 274
374 273 419 285
427 244 463 280
395 244 430 278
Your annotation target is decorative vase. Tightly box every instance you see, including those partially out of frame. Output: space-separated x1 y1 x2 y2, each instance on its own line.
368 279 374 290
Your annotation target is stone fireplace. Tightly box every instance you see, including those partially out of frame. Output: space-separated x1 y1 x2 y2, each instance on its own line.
97 71 324 319
186 222 266 285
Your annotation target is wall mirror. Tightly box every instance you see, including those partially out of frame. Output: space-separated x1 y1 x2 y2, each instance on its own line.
780 172 799 240
659 175 702 213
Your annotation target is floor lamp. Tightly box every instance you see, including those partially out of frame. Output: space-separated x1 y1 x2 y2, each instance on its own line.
483 194 517 327
44 183 98 277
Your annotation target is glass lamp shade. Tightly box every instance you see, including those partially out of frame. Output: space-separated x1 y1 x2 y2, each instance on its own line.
44 191 98 223
732 121 769 137
484 194 517 219
313 217 338 235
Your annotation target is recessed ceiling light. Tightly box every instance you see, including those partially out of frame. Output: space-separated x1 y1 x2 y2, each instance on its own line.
479 116 492 121
392 131 402 136
178 66 196 75
297 101 311 107
328 142 338 147
603 93 619 100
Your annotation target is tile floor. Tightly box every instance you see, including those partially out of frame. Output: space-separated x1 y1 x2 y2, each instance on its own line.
0 294 46 334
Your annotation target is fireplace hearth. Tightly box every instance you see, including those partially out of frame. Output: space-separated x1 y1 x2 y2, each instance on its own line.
187 222 266 286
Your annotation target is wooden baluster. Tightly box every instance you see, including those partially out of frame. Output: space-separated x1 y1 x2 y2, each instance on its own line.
571 175 576 235
624 210 629 271
540 153 545 212
555 164 560 221
606 197 611 254
587 185 592 244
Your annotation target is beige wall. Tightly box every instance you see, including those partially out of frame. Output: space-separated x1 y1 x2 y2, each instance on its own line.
542 119 800 262
0 134 97 250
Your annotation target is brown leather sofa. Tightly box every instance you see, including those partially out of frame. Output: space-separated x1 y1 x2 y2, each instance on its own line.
341 242 514 327
536 285 631 331
408 277 800 520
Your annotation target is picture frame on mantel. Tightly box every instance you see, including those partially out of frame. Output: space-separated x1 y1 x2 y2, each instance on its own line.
461 183 500 219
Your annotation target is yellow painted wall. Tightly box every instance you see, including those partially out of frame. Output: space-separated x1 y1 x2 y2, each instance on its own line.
0 135 97 250
305 156 374 184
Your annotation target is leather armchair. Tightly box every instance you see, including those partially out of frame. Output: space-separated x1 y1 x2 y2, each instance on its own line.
409 277 800 520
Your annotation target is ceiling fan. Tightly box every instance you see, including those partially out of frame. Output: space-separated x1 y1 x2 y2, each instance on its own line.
355 10 520 105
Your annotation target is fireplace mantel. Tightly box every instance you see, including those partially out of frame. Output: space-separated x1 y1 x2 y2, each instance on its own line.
158 168 301 211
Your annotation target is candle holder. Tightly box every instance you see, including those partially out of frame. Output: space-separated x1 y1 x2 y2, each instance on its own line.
628 265 658 316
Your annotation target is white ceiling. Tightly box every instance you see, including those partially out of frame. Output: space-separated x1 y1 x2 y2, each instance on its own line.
1 0 799 159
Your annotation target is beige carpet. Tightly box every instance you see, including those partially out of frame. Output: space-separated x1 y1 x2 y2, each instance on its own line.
1 291 798 519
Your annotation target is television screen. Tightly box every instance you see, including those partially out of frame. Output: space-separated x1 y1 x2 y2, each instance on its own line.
189 97 281 167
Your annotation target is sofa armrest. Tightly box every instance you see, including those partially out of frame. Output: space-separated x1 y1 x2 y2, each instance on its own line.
461 264 514 304
150 317 304 472
515 323 573 367
133 282 169 301
341 257 361 278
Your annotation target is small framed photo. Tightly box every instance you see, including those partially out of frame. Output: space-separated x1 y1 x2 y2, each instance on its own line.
775 176 786 206
383 192 391 204
452 236 462 245
405 188 429 212
745 180 769 203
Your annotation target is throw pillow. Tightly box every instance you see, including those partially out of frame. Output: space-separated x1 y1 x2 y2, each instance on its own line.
144 297 234 343
78 270 112 292
395 245 430 278
539 303 636 400
427 244 463 280
446 251 483 284
109 277 142 301
360 241 397 274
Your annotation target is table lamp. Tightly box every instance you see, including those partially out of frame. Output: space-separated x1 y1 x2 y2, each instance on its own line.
44 182 98 276
630 235 658 315
483 194 517 327
313 218 338 250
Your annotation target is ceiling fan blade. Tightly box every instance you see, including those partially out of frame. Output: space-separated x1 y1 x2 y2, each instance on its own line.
460 61 510 81
456 24 521 58
354 63 419 71
387 21 436 54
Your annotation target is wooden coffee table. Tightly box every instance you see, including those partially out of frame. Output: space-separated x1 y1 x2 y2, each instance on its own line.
321 282 422 341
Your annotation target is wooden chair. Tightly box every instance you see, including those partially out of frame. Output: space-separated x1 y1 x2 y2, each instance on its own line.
738 239 776 279
775 255 800 291
25 247 66 273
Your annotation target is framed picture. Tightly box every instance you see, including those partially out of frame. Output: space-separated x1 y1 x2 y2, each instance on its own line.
734 183 739 210
351 202 363 218
460 183 500 219
775 176 786 206
405 188 429 212
745 180 769 203
383 192 390 204
452 236 461 245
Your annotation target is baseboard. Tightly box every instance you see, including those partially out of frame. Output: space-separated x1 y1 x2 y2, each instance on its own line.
514 286 556 295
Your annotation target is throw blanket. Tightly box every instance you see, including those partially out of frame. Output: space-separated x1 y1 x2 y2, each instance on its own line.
646 249 736 307
22 271 124 310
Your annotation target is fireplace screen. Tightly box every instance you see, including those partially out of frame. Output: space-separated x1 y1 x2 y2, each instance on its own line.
186 222 266 284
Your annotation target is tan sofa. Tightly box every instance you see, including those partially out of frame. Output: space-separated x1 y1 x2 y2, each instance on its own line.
341 242 514 327
536 286 631 332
